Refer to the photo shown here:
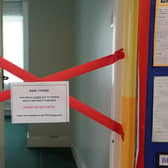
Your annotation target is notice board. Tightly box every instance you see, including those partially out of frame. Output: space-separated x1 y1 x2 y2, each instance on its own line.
145 0 168 167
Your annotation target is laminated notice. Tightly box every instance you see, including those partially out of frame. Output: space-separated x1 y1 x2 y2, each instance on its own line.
154 0 168 66
152 77 168 142
11 82 69 123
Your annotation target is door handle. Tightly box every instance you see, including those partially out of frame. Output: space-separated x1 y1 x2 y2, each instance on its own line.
1 76 9 89
3 76 9 80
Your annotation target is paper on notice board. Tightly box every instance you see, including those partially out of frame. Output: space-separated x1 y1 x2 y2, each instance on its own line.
152 77 168 142
11 81 69 124
154 1 168 66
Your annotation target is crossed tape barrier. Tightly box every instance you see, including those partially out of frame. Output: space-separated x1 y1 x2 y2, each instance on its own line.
0 49 125 140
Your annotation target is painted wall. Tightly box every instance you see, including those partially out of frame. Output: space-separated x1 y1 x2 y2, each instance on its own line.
73 0 114 167
25 0 114 166
29 0 75 76
27 0 75 145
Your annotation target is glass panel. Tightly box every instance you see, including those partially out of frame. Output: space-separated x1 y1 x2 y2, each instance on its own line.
3 14 23 84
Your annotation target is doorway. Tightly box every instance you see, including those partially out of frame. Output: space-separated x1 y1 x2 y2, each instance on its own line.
0 0 115 168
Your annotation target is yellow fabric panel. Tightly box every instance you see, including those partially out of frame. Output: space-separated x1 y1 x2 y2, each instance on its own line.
122 0 138 98
120 97 136 168
119 0 139 167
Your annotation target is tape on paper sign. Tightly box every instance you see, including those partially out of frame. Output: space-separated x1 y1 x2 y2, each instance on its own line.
0 49 125 140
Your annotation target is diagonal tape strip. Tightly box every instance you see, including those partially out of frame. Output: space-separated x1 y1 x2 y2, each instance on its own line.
0 49 125 140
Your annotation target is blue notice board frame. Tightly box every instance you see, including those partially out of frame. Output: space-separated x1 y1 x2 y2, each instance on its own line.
145 0 168 167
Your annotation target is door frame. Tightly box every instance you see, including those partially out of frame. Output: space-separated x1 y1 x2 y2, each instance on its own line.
0 0 4 167
109 0 124 167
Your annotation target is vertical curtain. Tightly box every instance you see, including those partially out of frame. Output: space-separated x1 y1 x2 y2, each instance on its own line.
111 0 139 167
119 0 139 167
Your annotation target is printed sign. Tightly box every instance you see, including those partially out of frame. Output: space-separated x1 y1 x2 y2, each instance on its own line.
161 0 168 3
159 154 168 166
152 77 168 142
11 81 69 123
153 0 168 66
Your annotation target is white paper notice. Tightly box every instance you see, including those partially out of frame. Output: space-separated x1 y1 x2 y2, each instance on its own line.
154 1 168 66
11 81 69 123
152 77 168 142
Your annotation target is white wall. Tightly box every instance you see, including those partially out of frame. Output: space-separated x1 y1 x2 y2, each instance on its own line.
73 0 114 167
29 0 75 76
25 0 114 167
27 0 75 146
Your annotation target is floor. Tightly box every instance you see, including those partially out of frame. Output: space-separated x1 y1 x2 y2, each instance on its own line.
5 117 77 168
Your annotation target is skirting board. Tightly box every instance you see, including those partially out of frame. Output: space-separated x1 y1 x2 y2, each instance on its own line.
72 145 86 168
27 134 72 148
